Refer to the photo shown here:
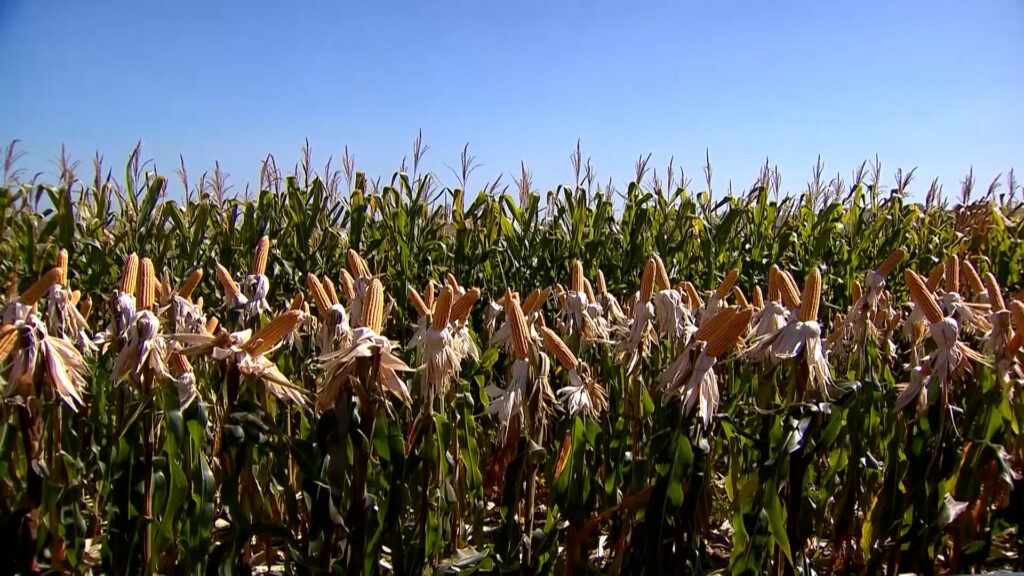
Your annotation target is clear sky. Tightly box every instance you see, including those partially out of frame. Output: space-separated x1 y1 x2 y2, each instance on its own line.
1 1 1021 199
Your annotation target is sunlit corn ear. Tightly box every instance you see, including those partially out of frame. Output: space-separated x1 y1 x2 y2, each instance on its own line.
19 267 62 305
408 285 430 318
0 324 17 364
682 282 703 310
1009 332 1023 357
307 274 332 316
57 248 68 286
540 326 577 371
705 308 753 358
1009 300 1024 334
78 296 92 320
906 269 944 323
290 293 304 311
243 310 303 356
961 259 983 295
926 262 945 292
155 273 168 301
732 286 749 308
445 273 462 295
851 281 862 304
876 248 906 277
944 254 960 293
827 312 844 342
120 253 139 294
337 270 355 302
639 258 656 302
362 278 385 333
984 272 1005 311
583 278 596 303
503 288 531 360
251 235 270 275
767 265 783 302
695 306 737 341
347 248 370 278
715 269 739 301
652 254 671 292
752 285 764 309
596 269 608 294
69 290 81 307
137 258 156 310
779 270 802 310
571 260 585 293
169 350 192 376
799 268 821 322
451 287 480 325
205 316 220 334
179 268 203 300
215 263 242 301
320 276 339 306
433 287 453 330
424 281 435 309
523 288 549 316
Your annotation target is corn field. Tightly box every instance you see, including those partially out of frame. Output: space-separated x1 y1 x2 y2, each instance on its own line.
1 141 1023 575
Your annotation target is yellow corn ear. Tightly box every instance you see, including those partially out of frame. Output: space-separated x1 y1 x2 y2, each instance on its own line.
732 286 749 309
432 287 453 330
120 253 139 294
541 326 577 371
70 290 81 306
906 270 944 323
504 288 531 360
1009 331 1023 357
653 254 671 292
583 278 596 304
138 258 156 310
767 265 783 302
0 324 17 365
424 281 435 309
596 269 608 294
57 248 68 286
347 249 370 278
169 351 193 376
523 288 550 316
307 274 332 316
244 310 303 356
706 308 753 358
945 255 960 293
179 268 203 299
408 285 430 318
215 264 242 300
571 260 585 293
450 287 480 324
290 293 305 311
779 269 802 310
446 273 462 295
984 272 1005 311
362 278 385 333
961 259 984 294
683 282 704 309
926 262 945 292
639 258 656 302
695 306 737 341
252 235 270 275
205 316 220 334
322 276 340 306
715 269 739 300
876 248 906 277
19 267 61 306
337 270 355 302
799 268 821 322
78 295 92 320
752 285 764 309
1009 300 1024 333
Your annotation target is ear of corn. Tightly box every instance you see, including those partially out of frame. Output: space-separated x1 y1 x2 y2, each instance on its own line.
408 285 430 318
432 287 453 330
639 258 656 302
522 288 549 316
70 290 81 306
205 316 220 334
945 255 960 293
715 269 739 300
138 258 156 310
290 293 304 311
179 268 203 299
706 308 753 358
540 326 577 370
425 281 435 309
778 269 802 310
78 295 92 320
19 267 62 306
799 268 820 322
0 324 17 364
57 248 68 286
695 306 737 341
504 288 531 360
244 310 304 356
120 253 139 294
752 285 764 309
683 282 704 309
1009 300 1024 333
362 278 385 333
322 276 340 306
446 272 461 295
337 270 355 301
876 248 906 277
252 236 270 275
653 254 671 292
767 265 783 302
926 262 945 291
596 269 608 294
984 272 1005 311
962 259 984 294
347 249 370 278
906 269 944 323
571 260 585 293
450 287 480 324
732 286 749 308
308 274 332 316
169 351 193 376
583 278 596 303
215 263 242 300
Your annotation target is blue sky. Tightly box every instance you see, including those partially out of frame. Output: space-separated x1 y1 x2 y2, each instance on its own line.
1 1 1021 198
